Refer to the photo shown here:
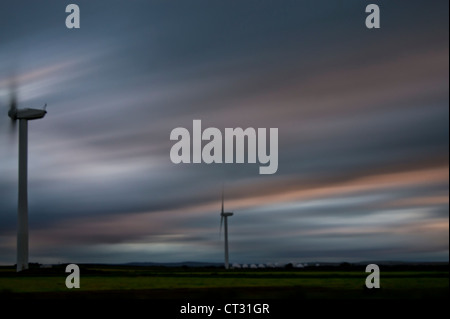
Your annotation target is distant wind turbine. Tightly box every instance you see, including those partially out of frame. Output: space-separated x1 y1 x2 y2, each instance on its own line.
7 81 47 272
219 188 234 270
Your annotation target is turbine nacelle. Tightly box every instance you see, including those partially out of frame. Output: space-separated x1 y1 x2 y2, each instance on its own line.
221 212 234 217
9 108 47 121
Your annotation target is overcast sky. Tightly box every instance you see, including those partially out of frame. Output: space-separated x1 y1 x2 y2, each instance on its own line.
0 0 448 265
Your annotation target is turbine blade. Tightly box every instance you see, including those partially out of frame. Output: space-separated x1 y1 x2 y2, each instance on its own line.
7 78 18 137
219 215 223 239
221 189 224 214
9 77 17 112
10 118 17 133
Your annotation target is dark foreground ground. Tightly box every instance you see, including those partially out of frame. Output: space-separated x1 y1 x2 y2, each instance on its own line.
2 285 448 300
0 263 448 300
1 264 448 317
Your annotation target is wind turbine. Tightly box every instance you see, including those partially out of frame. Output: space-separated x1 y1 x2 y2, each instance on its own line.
220 188 233 270
7 83 47 272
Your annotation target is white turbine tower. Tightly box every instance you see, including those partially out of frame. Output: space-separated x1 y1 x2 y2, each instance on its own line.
7 85 47 272
220 188 233 270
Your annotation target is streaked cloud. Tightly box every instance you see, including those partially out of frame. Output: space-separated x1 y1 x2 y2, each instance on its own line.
0 0 448 264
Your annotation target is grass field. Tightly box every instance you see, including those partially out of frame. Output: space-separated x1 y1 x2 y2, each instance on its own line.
0 265 448 299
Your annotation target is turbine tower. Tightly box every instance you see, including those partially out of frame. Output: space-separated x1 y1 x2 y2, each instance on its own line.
220 188 233 270
7 88 47 272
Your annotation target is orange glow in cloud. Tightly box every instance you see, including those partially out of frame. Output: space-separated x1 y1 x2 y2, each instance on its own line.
225 166 449 212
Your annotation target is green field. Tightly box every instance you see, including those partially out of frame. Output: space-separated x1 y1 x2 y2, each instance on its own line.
0 265 448 299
